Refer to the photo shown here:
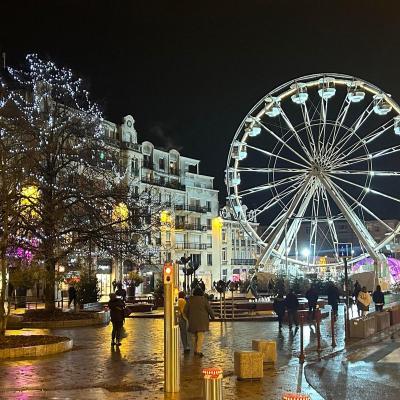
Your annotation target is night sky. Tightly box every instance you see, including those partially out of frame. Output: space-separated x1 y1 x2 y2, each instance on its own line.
2 0 400 203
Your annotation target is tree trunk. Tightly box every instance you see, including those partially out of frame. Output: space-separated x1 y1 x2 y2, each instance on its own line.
45 259 56 311
0 256 10 336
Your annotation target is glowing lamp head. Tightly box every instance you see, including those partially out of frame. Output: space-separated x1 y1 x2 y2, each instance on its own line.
302 248 310 258
165 266 171 275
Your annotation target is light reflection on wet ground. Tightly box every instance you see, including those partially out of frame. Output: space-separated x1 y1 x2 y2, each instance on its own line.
0 314 332 399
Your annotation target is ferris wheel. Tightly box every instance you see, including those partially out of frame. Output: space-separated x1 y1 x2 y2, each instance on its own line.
226 73 400 276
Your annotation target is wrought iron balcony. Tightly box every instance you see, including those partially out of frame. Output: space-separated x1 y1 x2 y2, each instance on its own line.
230 258 257 265
175 242 207 250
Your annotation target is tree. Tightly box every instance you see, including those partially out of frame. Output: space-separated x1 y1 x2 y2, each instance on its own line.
0 76 33 334
2 55 125 311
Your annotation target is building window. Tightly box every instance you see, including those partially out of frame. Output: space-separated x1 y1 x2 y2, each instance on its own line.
222 248 227 262
191 254 201 267
222 269 227 281
222 230 226 242
207 254 212 266
206 201 211 212
166 252 171 262
207 219 212 230
159 158 165 170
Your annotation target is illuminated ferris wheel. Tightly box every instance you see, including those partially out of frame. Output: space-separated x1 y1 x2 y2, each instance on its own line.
226 73 400 275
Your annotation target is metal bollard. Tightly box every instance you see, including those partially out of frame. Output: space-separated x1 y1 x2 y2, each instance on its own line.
316 309 322 354
202 367 223 400
299 313 305 363
331 310 336 348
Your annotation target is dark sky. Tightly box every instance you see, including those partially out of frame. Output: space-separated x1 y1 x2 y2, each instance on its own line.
2 0 400 202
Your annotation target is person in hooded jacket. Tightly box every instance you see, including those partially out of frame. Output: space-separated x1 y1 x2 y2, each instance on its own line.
327 283 340 321
108 293 125 346
273 291 286 330
285 289 299 329
305 285 319 320
372 285 385 312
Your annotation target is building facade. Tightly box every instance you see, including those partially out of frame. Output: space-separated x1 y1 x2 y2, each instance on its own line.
95 115 221 295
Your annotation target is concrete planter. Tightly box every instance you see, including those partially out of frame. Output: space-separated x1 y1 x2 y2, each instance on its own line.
0 338 73 359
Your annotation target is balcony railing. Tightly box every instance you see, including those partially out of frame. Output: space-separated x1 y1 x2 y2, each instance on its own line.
175 223 208 232
121 142 141 151
141 176 185 191
175 204 208 213
230 259 257 265
175 242 208 250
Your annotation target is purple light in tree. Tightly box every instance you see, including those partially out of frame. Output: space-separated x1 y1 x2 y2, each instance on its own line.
352 257 400 282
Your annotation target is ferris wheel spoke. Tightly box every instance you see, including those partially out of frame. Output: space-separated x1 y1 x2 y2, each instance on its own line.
320 187 340 261
333 144 400 169
331 169 400 177
236 167 306 174
328 173 400 205
246 144 310 169
279 108 314 161
328 99 375 161
253 181 304 218
300 103 318 159
318 98 329 157
257 120 312 166
333 120 395 166
238 174 305 197
329 178 395 232
325 97 351 159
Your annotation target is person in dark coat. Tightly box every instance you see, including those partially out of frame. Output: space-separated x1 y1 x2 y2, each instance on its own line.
305 285 319 320
183 286 214 357
285 289 299 329
115 283 127 303
273 291 286 330
327 283 340 320
108 293 125 346
68 285 77 308
372 285 385 312
353 280 361 303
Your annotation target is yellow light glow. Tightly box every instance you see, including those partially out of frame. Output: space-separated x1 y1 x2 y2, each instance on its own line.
21 185 40 218
160 210 172 224
112 202 129 227
212 217 223 231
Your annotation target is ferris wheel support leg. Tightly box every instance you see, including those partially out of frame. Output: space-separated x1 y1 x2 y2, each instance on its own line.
319 174 381 265
257 176 313 267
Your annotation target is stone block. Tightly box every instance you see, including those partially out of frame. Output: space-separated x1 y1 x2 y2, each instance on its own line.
234 351 263 380
376 311 390 331
252 339 277 363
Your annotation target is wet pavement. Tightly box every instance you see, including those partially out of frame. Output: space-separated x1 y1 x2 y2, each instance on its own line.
0 303 398 399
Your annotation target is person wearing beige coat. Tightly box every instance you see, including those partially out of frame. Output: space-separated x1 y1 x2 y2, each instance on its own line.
357 287 372 317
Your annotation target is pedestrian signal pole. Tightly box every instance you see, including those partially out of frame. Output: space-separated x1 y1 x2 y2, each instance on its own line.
164 262 180 393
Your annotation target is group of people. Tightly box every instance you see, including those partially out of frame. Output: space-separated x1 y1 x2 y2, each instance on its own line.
353 281 385 316
272 281 386 330
178 287 214 357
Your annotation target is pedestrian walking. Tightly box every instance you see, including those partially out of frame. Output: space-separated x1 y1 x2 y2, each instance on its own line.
305 285 319 320
184 286 215 357
273 290 286 330
372 285 385 312
285 289 299 329
115 283 127 302
177 291 190 353
357 286 372 317
108 293 125 346
68 285 77 308
327 283 340 321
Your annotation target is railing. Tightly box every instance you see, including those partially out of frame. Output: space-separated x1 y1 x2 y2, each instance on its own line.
175 223 208 232
230 259 257 265
169 168 180 176
175 242 208 250
121 142 141 151
174 204 208 213
141 176 185 191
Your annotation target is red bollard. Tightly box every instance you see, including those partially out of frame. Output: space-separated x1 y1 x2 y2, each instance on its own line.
331 310 336 348
299 313 305 363
316 308 322 354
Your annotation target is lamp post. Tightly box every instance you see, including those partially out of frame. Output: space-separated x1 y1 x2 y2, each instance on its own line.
212 217 224 281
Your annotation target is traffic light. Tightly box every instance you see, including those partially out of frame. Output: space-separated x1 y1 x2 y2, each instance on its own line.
164 262 173 284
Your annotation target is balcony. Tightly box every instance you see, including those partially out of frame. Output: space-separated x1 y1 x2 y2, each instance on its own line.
143 161 154 170
230 259 257 266
169 167 180 176
141 176 185 191
174 223 208 232
121 142 141 151
175 204 208 213
175 242 207 250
